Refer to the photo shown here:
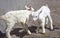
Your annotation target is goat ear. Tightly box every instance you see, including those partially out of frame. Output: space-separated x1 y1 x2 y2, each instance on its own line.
25 5 30 9
25 4 35 11
30 7 34 11
31 7 34 11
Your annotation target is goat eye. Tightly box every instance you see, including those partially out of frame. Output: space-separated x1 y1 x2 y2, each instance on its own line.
36 16 37 17
35 16 37 17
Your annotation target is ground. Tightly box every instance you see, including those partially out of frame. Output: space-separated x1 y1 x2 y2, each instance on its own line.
0 22 60 38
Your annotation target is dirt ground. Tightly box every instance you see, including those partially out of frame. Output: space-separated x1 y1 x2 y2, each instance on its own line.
0 26 60 38
0 20 60 38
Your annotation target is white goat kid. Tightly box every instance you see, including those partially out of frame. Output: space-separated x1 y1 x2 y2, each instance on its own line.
32 5 53 34
0 9 33 38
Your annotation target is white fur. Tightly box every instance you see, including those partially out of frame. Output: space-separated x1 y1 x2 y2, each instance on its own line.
1 10 33 38
32 5 53 33
25 5 34 11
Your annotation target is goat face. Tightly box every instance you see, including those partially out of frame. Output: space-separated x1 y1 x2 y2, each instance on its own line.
31 12 38 21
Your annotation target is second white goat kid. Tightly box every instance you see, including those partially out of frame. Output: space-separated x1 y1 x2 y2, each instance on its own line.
31 4 53 34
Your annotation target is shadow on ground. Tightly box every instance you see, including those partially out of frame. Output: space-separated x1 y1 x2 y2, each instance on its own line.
0 26 37 38
0 25 60 38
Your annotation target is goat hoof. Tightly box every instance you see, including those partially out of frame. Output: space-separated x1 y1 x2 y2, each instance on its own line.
50 29 54 31
41 32 46 34
27 33 32 35
28 32 32 35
